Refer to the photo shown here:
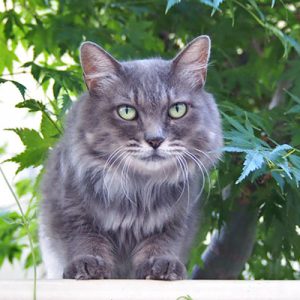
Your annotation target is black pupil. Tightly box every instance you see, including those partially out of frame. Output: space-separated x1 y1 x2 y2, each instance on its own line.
125 106 129 114
175 104 180 112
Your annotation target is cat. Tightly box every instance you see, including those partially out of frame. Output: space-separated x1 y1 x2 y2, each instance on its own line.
39 35 223 280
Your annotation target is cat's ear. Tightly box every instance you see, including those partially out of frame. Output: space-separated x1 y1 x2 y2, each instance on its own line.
172 35 211 88
80 42 121 91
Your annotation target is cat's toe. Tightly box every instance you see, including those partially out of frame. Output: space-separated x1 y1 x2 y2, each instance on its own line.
136 256 186 280
63 255 112 279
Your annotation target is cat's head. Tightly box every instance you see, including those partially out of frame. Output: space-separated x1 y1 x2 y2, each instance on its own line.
78 36 223 181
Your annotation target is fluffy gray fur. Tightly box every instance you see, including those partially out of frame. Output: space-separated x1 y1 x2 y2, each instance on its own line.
39 35 223 280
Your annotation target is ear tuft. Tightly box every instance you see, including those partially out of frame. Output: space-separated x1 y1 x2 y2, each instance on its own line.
80 42 120 91
172 35 211 88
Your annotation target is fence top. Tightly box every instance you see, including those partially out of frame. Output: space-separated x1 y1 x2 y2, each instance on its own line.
0 280 299 300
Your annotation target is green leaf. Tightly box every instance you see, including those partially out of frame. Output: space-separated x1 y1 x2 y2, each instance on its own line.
0 78 26 100
59 94 72 118
289 155 300 169
222 146 245 153
265 24 300 56
24 246 41 269
286 105 300 114
199 0 221 11
15 99 46 112
222 113 249 135
8 128 44 148
7 128 50 172
53 81 61 99
165 0 181 13
40 114 60 142
271 171 285 192
15 179 33 198
0 145 6 156
271 0 276 8
290 167 300 187
4 13 13 39
278 161 292 179
248 0 265 21
268 144 292 161
9 147 48 173
236 151 264 183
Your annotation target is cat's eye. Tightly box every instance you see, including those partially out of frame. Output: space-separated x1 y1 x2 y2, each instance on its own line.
117 105 137 121
168 103 188 119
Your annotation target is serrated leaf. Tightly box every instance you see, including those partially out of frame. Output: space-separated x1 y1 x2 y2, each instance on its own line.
268 144 292 161
165 0 181 13
199 0 221 11
271 0 276 7
9 147 48 173
7 127 50 172
222 146 246 153
222 113 249 135
40 114 60 142
245 116 254 136
4 14 13 39
223 131 257 148
271 171 285 192
59 94 72 118
16 99 46 112
278 160 293 179
290 167 300 187
236 151 264 183
53 81 61 99
289 154 300 169
0 78 26 99
31 63 41 82
9 128 44 148
286 105 300 114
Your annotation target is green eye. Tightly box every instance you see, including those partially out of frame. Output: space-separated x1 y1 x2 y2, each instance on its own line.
168 103 188 119
117 105 137 121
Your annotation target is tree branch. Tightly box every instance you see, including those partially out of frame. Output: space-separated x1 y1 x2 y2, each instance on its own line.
268 79 292 110
192 197 258 279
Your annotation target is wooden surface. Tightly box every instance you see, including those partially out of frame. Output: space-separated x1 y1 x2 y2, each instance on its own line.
0 280 299 300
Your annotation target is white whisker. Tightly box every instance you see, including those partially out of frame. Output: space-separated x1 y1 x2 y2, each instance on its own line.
183 151 207 203
180 155 190 209
121 156 136 206
174 156 187 205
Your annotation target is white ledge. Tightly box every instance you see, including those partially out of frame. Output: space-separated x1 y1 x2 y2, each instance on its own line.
0 280 299 300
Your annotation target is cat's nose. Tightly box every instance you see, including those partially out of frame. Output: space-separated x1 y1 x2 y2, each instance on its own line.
145 137 165 149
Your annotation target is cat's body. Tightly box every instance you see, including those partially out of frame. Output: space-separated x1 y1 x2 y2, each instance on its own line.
39 36 223 279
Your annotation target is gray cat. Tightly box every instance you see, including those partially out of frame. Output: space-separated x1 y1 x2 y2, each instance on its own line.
39 35 223 280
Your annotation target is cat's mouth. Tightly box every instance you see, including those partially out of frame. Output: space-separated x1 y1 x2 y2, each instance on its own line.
142 152 165 162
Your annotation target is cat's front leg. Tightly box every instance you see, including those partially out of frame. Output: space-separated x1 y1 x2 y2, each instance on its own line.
63 254 112 279
135 255 186 280
62 235 115 280
132 235 187 280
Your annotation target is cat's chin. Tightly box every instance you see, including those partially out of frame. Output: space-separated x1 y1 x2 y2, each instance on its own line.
140 153 165 162
131 155 176 174
129 155 193 184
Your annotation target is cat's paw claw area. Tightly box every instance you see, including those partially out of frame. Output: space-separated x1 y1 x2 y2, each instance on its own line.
63 255 112 280
136 256 186 280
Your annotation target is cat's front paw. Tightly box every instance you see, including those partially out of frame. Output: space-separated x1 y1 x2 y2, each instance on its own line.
63 255 112 279
136 256 186 280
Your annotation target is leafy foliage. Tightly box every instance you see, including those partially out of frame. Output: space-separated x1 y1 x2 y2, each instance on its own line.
0 0 299 279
